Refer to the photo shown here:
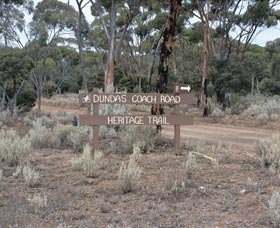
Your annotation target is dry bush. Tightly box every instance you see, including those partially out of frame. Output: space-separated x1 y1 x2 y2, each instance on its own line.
29 121 92 151
0 130 31 166
52 124 76 148
257 134 280 172
269 191 280 227
0 169 2 181
119 126 158 153
68 127 93 152
29 122 59 149
185 152 200 173
27 192 48 210
184 138 206 153
42 93 79 106
99 126 117 139
0 110 14 126
118 145 142 193
72 144 103 177
207 99 224 117
22 164 40 187
163 170 186 195
243 96 280 120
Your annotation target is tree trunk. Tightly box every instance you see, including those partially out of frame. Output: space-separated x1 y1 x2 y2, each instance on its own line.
197 0 211 117
104 56 114 92
11 77 17 115
152 0 181 131
76 0 88 92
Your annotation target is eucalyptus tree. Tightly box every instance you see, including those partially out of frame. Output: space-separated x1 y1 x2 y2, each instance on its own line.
89 0 141 92
0 47 33 113
29 0 77 111
0 0 33 47
72 0 91 91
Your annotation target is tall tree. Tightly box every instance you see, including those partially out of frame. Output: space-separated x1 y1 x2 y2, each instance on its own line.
74 0 90 91
90 0 139 92
0 47 32 114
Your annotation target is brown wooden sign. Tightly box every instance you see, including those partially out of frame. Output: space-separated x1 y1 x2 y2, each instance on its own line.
79 93 194 105
79 86 194 154
80 115 193 126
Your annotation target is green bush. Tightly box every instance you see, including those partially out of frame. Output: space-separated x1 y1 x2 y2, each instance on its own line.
17 85 37 112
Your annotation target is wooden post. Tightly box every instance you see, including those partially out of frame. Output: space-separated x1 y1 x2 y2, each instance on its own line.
174 103 180 155
92 88 99 153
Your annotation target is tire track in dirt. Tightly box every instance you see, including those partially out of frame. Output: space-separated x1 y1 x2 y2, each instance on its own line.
162 124 278 150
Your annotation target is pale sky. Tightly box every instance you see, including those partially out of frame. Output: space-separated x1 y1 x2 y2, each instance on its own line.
26 0 280 47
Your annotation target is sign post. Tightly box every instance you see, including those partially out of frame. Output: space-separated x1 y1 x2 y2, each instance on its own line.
79 85 194 154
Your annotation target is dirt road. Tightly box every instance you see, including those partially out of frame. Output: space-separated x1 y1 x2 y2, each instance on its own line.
162 124 276 150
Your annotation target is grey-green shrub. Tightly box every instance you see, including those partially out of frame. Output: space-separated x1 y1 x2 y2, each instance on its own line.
0 110 13 126
0 130 31 166
119 126 158 153
29 121 92 151
29 122 59 149
68 127 93 152
257 134 280 171
22 164 40 187
27 192 48 209
72 144 103 177
118 145 142 193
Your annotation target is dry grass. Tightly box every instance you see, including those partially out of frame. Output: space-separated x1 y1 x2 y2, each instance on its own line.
22 164 40 187
257 134 280 172
118 145 142 193
72 144 103 178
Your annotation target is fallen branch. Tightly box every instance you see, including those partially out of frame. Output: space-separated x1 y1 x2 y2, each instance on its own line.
192 151 215 161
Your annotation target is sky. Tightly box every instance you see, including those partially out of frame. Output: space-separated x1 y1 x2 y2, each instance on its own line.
26 0 280 47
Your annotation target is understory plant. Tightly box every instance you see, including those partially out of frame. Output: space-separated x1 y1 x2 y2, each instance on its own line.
118 144 142 193
0 130 31 166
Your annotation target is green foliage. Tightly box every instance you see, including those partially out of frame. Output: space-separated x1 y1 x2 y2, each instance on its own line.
260 78 280 95
17 84 37 112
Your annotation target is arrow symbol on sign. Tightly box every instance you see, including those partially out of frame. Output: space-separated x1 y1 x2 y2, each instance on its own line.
181 85 191 92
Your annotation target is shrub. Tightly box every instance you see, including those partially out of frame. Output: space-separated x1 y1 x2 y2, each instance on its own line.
52 124 76 148
257 134 280 172
207 99 224 117
68 127 93 152
29 121 92 151
0 110 13 126
0 130 31 166
72 144 103 177
119 126 158 153
22 164 40 187
184 138 205 153
269 191 280 227
27 192 47 210
163 170 186 195
185 152 200 173
118 145 142 193
0 169 2 181
242 96 280 120
29 122 59 149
